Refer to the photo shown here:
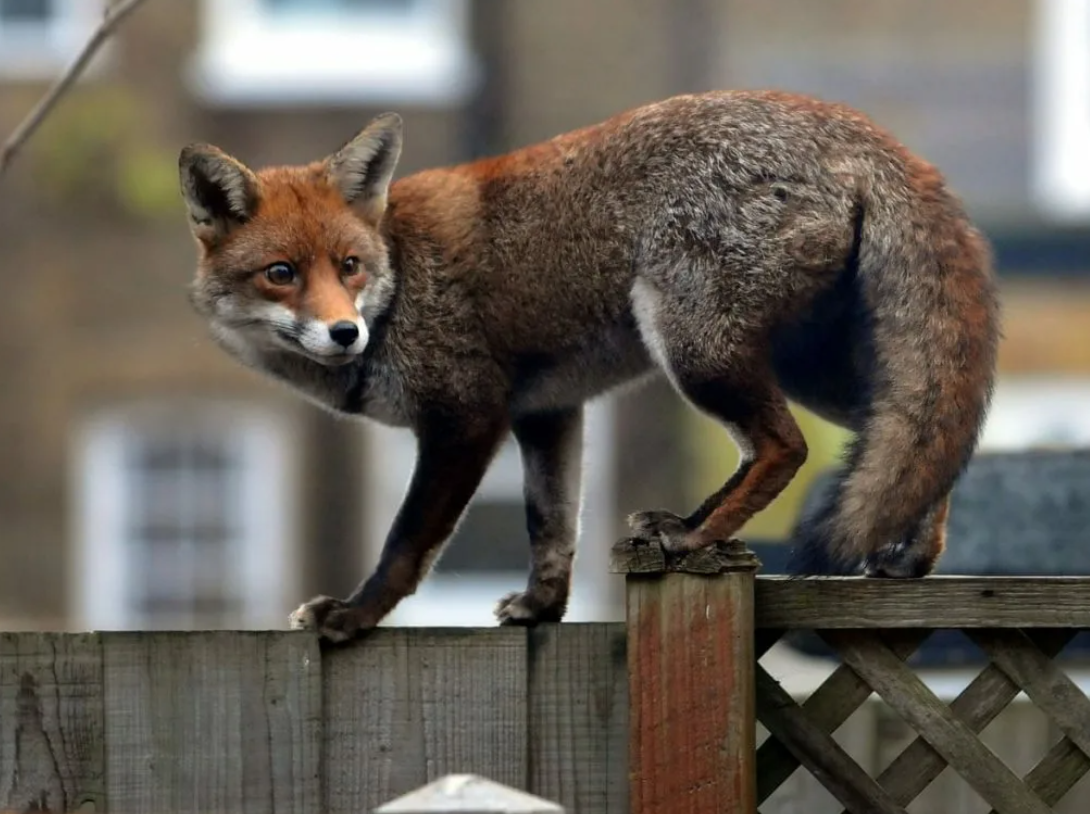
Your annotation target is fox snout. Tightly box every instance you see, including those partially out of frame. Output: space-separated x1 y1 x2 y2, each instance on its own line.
328 320 360 347
272 308 369 364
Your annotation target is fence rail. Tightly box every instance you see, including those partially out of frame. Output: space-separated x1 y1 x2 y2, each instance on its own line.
3 558 1090 813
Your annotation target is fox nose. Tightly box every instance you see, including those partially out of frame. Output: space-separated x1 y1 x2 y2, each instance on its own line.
328 320 360 348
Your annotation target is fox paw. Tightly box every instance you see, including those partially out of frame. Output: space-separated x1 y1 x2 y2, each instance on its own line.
626 509 703 553
864 542 936 579
494 590 566 626
289 595 370 643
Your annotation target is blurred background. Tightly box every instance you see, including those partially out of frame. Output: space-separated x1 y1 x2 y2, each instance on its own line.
1 0 1090 637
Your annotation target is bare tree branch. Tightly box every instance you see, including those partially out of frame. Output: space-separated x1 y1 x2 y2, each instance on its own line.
0 0 153 179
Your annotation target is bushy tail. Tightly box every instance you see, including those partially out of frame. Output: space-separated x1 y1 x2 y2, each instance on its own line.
788 166 1000 577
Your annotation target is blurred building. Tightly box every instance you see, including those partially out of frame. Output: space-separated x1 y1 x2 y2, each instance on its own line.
0 0 1088 632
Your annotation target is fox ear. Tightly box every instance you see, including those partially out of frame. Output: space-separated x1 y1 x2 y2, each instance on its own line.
325 112 403 224
178 144 259 244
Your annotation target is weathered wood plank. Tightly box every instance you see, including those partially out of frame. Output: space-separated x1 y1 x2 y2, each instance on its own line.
856 629 1075 813
323 628 528 814
821 630 1051 814
621 539 759 814
756 577 1090 628
997 736 1090 814
755 664 905 814
756 630 928 804
526 623 626 814
102 631 321 814
967 628 1090 757
0 633 104 814
611 536 758 576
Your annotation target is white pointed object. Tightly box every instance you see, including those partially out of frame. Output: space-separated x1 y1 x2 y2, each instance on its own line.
374 773 564 813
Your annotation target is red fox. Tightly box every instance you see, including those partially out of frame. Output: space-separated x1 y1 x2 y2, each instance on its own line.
179 90 999 642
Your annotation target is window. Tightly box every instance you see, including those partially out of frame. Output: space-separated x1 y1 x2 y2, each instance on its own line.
1030 0 1090 221
71 401 300 630
0 0 104 78
189 0 479 106
363 398 621 626
978 376 1090 451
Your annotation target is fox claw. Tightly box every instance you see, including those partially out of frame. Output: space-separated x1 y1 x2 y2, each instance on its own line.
494 590 565 626
865 542 936 579
626 509 703 553
289 595 370 643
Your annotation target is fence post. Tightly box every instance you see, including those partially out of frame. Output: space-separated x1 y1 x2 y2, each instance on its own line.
374 773 565 813
612 537 760 814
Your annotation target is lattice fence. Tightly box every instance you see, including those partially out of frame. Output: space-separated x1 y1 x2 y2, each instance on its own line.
752 579 1090 814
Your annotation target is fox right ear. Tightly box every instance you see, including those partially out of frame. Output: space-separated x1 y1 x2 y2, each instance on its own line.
178 144 259 244
325 112 403 224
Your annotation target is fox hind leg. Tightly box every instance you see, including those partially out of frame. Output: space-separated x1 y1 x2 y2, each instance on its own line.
627 369 808 552
495 406 584 625
627 277 810 553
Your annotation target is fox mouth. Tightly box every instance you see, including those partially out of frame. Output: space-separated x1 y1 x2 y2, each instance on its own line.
275 329 359 366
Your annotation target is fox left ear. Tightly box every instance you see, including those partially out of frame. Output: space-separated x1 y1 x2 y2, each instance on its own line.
325 112 403 224
178 144 259 245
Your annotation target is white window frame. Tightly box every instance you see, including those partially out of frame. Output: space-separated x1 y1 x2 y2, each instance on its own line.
978 375 1090 452
0 0 105 79
188 0 479 107
69 399 301 631
362 397 621 626
1030 0 1090 221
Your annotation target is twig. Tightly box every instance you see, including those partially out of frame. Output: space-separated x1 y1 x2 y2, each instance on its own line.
0 0 152 178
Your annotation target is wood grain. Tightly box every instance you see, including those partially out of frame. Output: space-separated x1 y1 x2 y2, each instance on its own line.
527 623 627 814
855 629 1075 813
323 627 528 814
756 577 1090 628
967 629 1090 757
611 537 760 575
626 567 757 814
101 631 321 814
822 630 1052 814
0 633 104 813
756 630 927 803
1002 735 1090 814
755 664 905 814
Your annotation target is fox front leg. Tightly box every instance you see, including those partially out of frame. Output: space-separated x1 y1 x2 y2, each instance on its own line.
495 406 584 625
289 415 508 642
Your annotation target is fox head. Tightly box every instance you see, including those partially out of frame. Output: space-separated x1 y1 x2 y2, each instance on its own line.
178 113 403 366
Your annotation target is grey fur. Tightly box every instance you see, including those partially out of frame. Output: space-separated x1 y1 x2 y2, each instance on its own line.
181 90 1000 640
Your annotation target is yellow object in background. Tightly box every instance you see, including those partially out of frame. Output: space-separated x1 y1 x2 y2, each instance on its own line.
683 404 852 541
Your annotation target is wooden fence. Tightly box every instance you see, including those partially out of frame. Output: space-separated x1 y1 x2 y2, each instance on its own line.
2 540 1090 813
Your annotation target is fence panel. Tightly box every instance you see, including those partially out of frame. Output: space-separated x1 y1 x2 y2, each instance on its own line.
0 632 104 814
323 627 529 814
526 623 628 813
101 631 322 814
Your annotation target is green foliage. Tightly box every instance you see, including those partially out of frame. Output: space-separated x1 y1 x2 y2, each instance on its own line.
684 404 851 539
28 85 181 221
115 143 182 219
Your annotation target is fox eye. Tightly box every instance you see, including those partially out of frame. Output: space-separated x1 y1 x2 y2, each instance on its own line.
264 262 296 286
341 256 362 277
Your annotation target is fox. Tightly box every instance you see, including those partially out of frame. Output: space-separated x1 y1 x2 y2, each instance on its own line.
178 89 1000 643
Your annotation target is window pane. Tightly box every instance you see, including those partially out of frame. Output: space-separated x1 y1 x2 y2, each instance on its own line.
262 0 413 18
122 426 244 625
0 0 51 23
